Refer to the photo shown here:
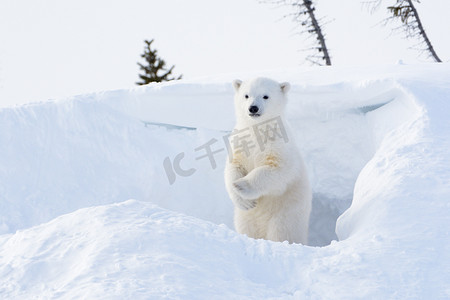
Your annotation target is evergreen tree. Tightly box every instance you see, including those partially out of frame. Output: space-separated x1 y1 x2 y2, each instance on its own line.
388 0 441 62
263 0 331 66
298 0 331 65
136 39 182 85
371 0 442 62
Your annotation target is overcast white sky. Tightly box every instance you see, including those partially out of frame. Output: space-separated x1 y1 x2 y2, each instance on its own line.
0 0 449 107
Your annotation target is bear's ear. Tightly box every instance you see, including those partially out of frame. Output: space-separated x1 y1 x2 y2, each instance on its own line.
280 82 290 94
232 79 242 92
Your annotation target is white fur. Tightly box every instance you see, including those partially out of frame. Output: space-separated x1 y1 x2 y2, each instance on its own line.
224 77 312 244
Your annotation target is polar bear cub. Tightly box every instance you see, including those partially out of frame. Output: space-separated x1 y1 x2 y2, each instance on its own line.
224 77 312 244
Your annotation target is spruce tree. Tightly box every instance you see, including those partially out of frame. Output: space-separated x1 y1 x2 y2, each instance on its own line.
387 0 441 62
262 0 331 66
299 0 331 65
369 0 442 62
136 39 182 85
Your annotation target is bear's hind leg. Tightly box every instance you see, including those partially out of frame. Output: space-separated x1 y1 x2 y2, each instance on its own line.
234 210 265 240
266 216 308 244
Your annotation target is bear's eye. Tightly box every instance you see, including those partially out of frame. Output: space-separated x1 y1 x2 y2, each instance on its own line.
245 94 249 99
263 95 269 100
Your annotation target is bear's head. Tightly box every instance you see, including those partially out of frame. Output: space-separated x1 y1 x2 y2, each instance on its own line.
232 77 290 125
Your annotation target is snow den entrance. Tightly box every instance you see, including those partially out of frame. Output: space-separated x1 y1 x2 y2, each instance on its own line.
294 83 415 246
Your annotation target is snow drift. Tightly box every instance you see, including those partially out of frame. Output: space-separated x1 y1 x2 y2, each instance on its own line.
0 63 449 298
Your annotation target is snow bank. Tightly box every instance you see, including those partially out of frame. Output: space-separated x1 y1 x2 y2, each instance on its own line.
0 200 314 298
1 63 449 298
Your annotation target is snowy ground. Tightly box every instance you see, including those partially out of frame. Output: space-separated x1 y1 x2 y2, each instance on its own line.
0 63 449 298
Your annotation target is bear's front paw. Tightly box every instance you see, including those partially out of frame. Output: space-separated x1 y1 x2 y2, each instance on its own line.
232 194 257 211
233 178 261 200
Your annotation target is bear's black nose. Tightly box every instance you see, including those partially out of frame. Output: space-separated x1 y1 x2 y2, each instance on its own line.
249 106 259 114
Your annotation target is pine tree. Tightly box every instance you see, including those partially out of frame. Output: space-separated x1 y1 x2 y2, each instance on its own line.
388 0 441 62
262 0 331 66
371 0 442 62
297 0 331 66
136 39 182 85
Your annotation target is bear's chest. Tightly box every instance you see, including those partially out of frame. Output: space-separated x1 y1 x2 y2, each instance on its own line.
231 140 283 173
228 122 291 172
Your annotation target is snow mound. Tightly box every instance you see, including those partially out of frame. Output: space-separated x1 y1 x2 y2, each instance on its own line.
1 63 450 298
1 200 303 298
